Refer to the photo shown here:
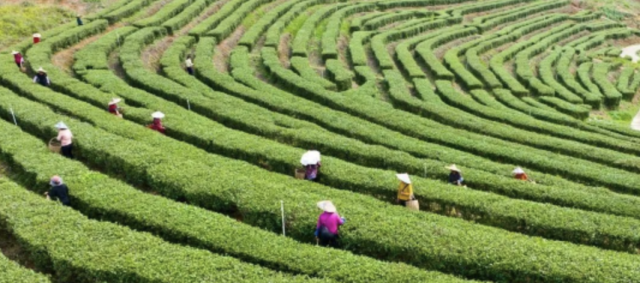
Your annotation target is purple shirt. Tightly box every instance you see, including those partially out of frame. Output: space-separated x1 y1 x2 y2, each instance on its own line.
316 212 344 235
305 163 320 180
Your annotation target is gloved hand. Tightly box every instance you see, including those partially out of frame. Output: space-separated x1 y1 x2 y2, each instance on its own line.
341 217 346 223
314 228 319 237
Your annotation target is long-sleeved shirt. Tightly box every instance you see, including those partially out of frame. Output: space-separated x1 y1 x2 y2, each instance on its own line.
448 172 463 184
397 182 413 201
48 184 70 206
148 119 166 134
305 163 320 180
515 173 528 181
185 58 193 68
33 74 50 86
56 129 73 146
14 54 23 64
108 104 119 114
316 212 344 235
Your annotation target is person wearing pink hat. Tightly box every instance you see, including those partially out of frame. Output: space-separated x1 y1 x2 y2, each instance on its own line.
314 201 345 248
45 175 70 206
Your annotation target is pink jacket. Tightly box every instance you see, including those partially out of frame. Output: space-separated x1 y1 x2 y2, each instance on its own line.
316 212 344 235
57 129 73 146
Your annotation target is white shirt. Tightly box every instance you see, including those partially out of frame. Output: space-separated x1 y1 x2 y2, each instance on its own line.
185 59 193 68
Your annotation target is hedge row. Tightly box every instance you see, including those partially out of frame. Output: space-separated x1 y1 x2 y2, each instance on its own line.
132 0 192 28
363 10 432 31
0 253 49 283
257 42 640 195
73 26 138 73
394 32 441 79
441 35 487 89
349 11 383 32
290 56 337 90
555 48 602 107
538 48 585 105
0 89 466 283
324 58 355 91
101 0 158 23
0 170 314 283
591 62 624 108
264 0 332 47
538 96 591 120
321 3 376 60
205 0 272 41
4 77 640 283
184 39 640 216
237 0 299 48
291 3 346 57
414 26 477 80
473 0 567 32
446 0 535 17
575 28 634 53
162 0 215 35
188 0 245 36
84 0 129 21
347 31 373 66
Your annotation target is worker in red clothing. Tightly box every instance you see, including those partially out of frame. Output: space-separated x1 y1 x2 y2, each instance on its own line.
12 51 24 70
147 111 166 134
512 167 528 181
108 98 122 117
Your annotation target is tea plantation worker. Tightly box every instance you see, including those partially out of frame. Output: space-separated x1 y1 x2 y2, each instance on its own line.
147 111 166 134
55 122 74 159
512 167 528 181
33 67 51 86
12 51 24 69
447 164 464 186
315 201 345 248
395 173 415 206
45 175 70 206
76 15 83 26
185 55 194 75
108 98 122 117
300 150 321 181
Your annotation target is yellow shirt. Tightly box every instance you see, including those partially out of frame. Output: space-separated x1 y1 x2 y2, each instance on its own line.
397 182 413 201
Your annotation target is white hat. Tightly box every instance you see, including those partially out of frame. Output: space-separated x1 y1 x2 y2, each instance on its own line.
55 121 68 129
37 67 47 73
446 164 461 172
108 98 121 105
33 33 41 38
512 167 525 175
317 200 337 213
151 111 165 119
50 175 63 186
11 51 19 55
396 173 411 184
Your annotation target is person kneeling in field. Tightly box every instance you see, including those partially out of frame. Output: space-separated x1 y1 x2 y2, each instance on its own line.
147 111 166 134
45 175 70 206
108 98 123 117
315 201 345 248
512 167 528 181
33 67 51 86
447 164 464 186
395 173 415 206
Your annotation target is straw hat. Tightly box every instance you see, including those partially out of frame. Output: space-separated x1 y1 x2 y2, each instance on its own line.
33 33 41 38
50 175 63 186
37 67 47 73
108 98 121 105
317 200 337 213
11 51 19 55
151 111 165 119
512 167 525 175
446 164 461 172
396 173 411 184
55 121 68 129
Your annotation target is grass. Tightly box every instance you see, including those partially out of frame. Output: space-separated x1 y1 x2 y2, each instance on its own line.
0 3 73 49
283 5 321 36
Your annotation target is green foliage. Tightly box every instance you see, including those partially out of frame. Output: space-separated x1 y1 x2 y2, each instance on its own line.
0 253 49 283
205 0 272 41
0 4 74 49
321 3 375 60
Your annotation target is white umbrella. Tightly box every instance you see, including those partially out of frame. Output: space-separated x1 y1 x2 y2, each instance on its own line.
396 173 411 184
300 150 321 166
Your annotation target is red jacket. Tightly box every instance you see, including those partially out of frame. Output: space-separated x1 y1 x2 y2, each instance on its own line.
148 119 165 134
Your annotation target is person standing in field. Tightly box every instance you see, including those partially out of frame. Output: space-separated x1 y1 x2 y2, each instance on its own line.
395 173 415 206
76 15 83 26
55 122 74 159
45 175 70 206
33 67 51 86
315 201 345 248
185 55 194 75
12 51 24 70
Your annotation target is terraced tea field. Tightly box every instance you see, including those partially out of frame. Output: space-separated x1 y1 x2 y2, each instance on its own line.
1 0 640 282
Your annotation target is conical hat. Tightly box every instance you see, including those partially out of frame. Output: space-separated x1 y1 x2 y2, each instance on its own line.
109 98 121 105
33 33 41 38
55 121 68 129
396 173 411 184
37 67 46 73
446 164 461 172
12 51 19 55
151 111 165 119
50 175 63 186
317 200 337 213
512 167 525 174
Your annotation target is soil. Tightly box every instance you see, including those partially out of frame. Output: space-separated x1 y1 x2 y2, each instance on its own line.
213 27 245 73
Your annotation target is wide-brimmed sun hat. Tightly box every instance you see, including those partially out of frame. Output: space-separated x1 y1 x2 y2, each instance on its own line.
33 33 41 38
151 111 165 119
109 98 121 105
55 121 68 129
446 164 461 172
317 200 337 213
396 173 411 184
50 175 63 186
11 51 19 55
37 67 47 73
512 167 525 174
